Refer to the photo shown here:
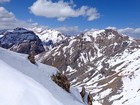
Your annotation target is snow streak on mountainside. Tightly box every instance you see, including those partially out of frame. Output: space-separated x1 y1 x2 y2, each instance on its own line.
0 48 85 105
31 27 67 51
36 29 140 105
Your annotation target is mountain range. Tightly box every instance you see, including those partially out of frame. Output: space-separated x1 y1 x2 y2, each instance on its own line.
0 27 140 105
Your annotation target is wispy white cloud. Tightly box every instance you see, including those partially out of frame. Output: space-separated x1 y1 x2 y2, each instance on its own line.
0 6 80 35
55 26 81 35
0 6 16 29
106 26 117 30
118 28 140 38
29 0 100 21
106 26 140 38
0 7 37 29
0 0 10 3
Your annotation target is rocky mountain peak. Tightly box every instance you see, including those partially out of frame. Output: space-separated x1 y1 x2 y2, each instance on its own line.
0 27 45 55
82 29 131 43
14 27 28 31
36 29 140 105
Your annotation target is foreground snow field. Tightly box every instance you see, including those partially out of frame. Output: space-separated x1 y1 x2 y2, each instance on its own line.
0 48 84 105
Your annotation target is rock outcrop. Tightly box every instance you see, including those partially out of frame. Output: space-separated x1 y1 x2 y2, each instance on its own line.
51 72 70 92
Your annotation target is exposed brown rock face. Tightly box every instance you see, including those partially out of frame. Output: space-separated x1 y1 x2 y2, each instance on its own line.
88 94 93 105
80 87 86 101
51 72 70 92
27 54 36 64
80 87 93 105
36 29 140 105
0 28 45 55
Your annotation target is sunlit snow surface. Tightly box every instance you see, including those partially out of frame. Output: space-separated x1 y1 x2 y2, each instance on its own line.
0 48 84 105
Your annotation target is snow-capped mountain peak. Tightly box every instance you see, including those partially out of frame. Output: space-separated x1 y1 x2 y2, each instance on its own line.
30 27 67 50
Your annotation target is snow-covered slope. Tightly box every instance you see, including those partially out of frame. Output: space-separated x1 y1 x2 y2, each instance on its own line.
31 27 67 50
0 47 84 105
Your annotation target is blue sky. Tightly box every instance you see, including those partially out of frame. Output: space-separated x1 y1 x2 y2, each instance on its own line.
0 0 140 37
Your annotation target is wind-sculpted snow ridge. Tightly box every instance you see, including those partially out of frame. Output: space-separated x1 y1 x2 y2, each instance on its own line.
0 47 85 105
36 29 140 105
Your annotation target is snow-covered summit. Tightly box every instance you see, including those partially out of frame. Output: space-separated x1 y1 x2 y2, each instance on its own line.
82 29 134 42
30 27 67 50
84 29 105 38
0 47 85 105
31 27 66 42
